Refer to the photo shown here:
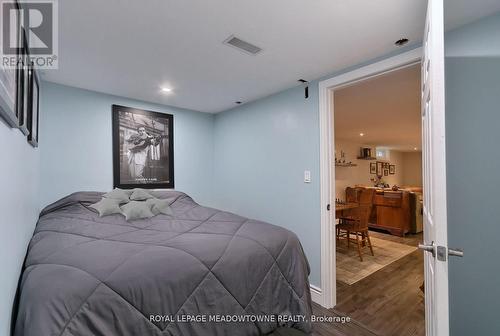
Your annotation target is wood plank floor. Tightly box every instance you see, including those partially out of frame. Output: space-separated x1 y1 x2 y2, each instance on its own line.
333 230 425 336
310 303 378 336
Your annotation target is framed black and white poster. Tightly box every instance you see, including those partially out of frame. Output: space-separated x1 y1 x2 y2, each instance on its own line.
27 66 39 147
112 105 174 189
0 1 22 127
0 54 18 127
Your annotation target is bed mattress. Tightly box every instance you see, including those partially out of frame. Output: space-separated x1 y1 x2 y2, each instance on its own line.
14 191 312 336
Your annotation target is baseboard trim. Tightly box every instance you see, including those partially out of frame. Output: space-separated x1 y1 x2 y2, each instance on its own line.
310 285 323 306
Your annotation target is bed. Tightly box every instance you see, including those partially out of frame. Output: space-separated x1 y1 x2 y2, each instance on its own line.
14 191 312 336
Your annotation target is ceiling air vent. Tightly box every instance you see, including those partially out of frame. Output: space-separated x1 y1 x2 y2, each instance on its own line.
223 35 262 55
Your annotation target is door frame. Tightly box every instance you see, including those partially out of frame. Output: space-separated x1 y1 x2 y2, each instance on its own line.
317 48 422 308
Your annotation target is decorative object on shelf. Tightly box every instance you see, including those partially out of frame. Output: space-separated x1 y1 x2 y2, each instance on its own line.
370 162 376 174
361 147 371 157
27 63 39 147
335 149 356 167
392 185 399 191
336 162 357 167
384 169 389 176
376 161 383 177
389 165 396 174
357 147 376 160
112 105 174 189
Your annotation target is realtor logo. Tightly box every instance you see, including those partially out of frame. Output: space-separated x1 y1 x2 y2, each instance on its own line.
1 0 58 68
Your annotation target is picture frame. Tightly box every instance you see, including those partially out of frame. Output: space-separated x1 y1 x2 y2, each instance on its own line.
112 105 174 189
384 162 389 169
0 1 22 127
370 162 376 174
389 165 396 175
27 64 39 147
384 169 389 176
376 161 383 176
17 29 30 135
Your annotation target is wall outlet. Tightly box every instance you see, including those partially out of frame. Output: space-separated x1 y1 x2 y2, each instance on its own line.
304 170 311 183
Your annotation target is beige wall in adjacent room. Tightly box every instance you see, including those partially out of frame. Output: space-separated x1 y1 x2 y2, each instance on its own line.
401 151 423 187
334 140 405 199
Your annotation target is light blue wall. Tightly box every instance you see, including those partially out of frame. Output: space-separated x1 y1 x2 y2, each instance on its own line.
213 84 322 285
212 45 419 286
0 123 39 335
445 11 500 57
445 12 500 336
446 56 500 336
39 82 215 208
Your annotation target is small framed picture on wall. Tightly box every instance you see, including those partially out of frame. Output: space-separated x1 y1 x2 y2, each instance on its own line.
370 162 376 174
384 169 389 176
389 165 396 174
18 31 30 136
27 65 39 147
376 161 383 176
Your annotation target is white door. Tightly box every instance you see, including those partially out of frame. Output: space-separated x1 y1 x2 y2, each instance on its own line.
420 0 449 335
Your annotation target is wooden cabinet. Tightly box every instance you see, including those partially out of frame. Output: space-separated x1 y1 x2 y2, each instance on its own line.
369 190 410 236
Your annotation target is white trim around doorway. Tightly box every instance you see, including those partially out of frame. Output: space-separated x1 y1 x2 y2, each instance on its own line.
315 47 422 308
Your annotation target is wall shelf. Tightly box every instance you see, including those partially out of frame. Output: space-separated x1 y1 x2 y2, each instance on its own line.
356 156 377 160
335 162 358 167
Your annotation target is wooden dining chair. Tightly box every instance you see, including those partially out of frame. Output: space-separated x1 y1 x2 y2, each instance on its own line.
337 188 375 261
345 187 360 203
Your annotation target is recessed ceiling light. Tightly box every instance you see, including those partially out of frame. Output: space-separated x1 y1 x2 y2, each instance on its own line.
359 133 364 137
414 147 418 150
395 38 409 46
161 87 172 93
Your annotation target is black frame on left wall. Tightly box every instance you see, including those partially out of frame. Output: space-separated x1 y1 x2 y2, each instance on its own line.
27 63 40 147
0 0 23 128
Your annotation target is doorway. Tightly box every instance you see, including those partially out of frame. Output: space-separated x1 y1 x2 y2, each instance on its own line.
317 48 423 310
317 1 449 335
332 63 424 336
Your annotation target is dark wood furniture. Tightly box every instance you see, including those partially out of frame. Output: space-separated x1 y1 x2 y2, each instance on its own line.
335 203 359 217
336 189 376 261
370 190 410 236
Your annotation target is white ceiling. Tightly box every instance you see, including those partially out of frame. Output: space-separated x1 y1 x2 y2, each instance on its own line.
42 0 500 113
334 64 421 151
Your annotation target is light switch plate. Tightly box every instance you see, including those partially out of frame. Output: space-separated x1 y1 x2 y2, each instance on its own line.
304 170 311 183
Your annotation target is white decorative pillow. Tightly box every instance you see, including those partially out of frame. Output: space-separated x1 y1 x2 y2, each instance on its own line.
90 198 123 217
121 201 155 221
103 188 130 204
130 188 154 201
146 198 174 216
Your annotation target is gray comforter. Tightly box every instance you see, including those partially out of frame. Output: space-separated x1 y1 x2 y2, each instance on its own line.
14 191 312 336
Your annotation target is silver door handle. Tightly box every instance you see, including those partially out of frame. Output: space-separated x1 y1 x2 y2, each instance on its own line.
448 248 464 258
418 242 435 257
418 243 434 252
